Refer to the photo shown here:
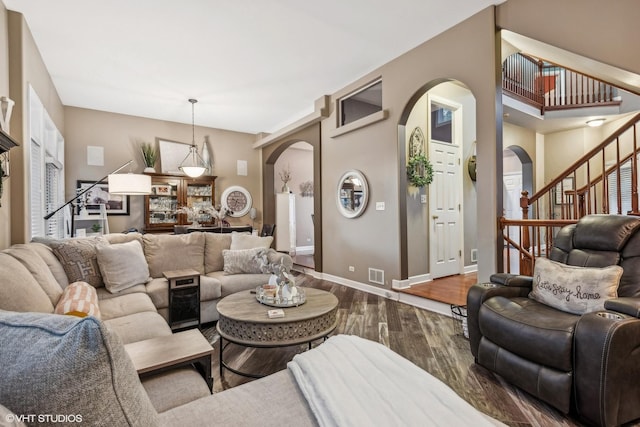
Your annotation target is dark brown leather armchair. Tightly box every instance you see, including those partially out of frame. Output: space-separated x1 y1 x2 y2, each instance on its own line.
467 214 640 427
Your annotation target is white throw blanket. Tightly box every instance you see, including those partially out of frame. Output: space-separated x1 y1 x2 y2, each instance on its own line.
288 335 504 427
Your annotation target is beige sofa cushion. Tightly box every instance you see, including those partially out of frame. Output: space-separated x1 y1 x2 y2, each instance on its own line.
143 233 205 278
96 284 147 300
0 311 159 427
50 237 108 288
0 253 54 313
141 367 212 413
5 245 63 305
28 242 70 288
99 293 157 321
207 271 272 297
204 233 232 273
103 311 172 344
97 240 150 293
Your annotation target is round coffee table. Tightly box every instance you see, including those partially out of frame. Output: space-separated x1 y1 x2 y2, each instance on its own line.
216 287 338 378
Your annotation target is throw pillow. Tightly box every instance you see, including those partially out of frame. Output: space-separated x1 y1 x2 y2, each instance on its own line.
223 247 269 274
54 281 101 319
50 237 107 288
529 257 623 315
96 240 150 293
230 232 273 250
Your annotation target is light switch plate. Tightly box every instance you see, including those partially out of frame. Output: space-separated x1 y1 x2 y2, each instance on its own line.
376 202 385 211
420 194 427 203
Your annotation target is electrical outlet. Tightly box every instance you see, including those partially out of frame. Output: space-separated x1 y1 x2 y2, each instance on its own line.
376 202 385 211
348 266 355 272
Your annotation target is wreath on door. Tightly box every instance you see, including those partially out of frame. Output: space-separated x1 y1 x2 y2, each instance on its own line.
407 127 433 188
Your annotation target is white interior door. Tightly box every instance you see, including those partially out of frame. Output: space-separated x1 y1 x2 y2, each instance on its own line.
503 172 523 245
429 141 462 278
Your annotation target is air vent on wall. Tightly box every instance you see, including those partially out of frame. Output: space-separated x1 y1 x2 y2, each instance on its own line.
368 268 384 285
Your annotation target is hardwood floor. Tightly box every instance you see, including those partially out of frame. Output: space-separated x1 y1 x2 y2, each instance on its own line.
201 274 638 427
399 272 478 306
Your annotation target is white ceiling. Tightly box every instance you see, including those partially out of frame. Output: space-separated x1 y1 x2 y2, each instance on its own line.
3 0 504 134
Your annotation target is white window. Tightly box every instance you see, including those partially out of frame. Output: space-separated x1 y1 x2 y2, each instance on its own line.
29 86 65 239
45 158 64 237
607 158 636 215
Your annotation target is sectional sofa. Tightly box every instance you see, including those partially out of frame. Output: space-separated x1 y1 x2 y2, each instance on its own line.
0 231 505 426
0 232 295 420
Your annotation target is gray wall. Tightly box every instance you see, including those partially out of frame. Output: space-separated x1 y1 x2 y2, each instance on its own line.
320 7 499 284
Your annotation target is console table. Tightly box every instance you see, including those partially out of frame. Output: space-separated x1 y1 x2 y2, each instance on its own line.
187 225 253 234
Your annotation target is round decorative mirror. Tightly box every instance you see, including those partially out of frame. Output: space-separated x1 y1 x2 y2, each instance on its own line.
336 170 369 218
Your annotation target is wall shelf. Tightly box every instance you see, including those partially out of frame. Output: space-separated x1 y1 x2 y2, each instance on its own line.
0 128 18 153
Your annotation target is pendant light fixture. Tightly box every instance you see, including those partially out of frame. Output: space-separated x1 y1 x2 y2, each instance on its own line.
179 98 207 178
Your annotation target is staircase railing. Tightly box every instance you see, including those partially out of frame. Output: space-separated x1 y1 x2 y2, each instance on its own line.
502 53 621 113
503 112 640 274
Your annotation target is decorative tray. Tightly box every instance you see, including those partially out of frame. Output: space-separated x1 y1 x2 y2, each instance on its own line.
255 285 306 308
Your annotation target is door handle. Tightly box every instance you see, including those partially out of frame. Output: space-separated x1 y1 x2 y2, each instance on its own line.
432 215 439 219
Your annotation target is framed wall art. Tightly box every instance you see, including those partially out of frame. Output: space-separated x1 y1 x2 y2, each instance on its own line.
157 138 191 175
76 180 130 215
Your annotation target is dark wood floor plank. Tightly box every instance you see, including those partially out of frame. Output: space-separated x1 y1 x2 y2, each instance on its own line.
202 273 632 427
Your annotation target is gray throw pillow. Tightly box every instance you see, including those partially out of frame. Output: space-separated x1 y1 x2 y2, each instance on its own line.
97 240 150 293
529 257 623 315
0 311 159 426
223 247 268 274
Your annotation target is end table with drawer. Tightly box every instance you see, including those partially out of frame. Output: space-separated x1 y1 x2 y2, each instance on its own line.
163 269 201 330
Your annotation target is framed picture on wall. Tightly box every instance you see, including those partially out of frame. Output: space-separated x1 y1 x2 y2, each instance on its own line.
157 138 191 175
554 177 575 205
76 180 130 215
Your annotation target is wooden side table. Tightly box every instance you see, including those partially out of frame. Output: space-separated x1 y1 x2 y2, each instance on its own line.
163 269 200 330
124 329 214 391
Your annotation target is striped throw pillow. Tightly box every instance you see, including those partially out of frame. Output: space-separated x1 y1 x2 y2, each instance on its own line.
54 281 101 319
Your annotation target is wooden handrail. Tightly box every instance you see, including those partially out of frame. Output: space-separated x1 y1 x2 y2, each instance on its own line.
500 217 578 274
500 218 578 228
528 112 640 206
502 53 623 113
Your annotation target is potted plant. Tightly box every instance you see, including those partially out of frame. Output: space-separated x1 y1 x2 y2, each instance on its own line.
140 142 158 173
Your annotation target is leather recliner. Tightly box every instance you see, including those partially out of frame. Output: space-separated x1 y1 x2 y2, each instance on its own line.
467 214 640 427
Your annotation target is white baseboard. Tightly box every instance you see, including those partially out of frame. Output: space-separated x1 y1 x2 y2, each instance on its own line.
295 245 314 255
464 264 478 274
392 273 431 290
314 272 453 316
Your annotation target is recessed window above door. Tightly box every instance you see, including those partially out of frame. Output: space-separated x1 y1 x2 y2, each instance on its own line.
339 80 382 126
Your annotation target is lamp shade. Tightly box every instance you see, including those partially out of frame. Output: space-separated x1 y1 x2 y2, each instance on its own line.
108 173 152 195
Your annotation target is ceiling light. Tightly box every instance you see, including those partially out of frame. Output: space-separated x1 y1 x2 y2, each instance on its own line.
179 99 207 178
586 118 605 127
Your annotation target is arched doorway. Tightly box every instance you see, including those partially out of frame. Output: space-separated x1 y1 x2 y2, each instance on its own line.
261 126 322 272
398 79 478 283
